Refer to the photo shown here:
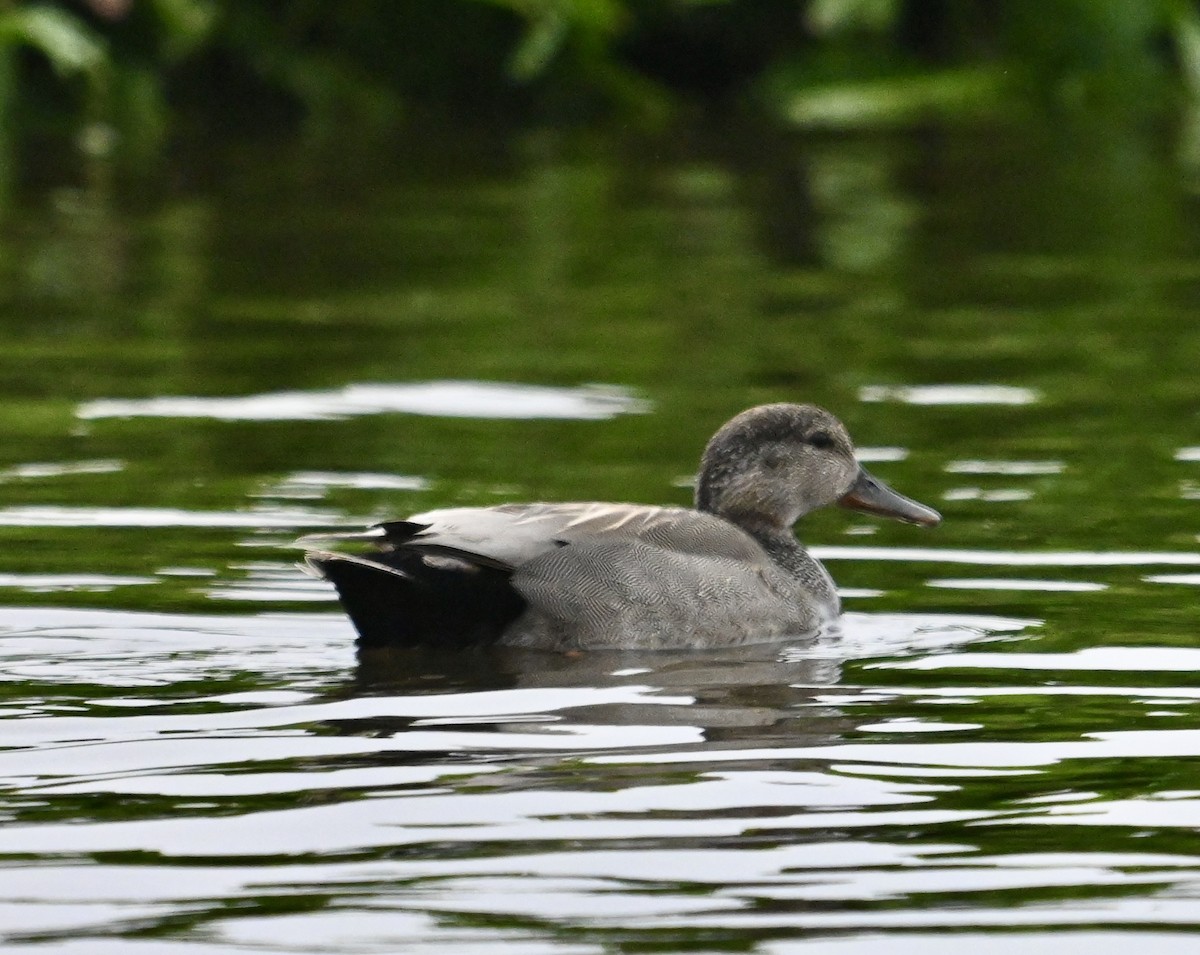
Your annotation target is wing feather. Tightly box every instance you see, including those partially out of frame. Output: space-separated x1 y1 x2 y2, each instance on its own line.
401 502 767 568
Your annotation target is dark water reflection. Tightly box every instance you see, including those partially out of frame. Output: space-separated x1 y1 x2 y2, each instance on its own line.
3 117 1200 951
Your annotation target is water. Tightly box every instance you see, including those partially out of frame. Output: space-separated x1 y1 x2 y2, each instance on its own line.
3 118 1200 952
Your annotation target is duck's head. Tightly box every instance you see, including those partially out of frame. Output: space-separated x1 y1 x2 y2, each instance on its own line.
694 403 941 533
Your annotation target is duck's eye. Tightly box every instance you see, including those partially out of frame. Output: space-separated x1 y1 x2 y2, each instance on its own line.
808 430 835 450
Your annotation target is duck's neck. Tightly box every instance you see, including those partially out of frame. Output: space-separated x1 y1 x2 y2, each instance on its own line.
731 517 840 614
739 521 807 576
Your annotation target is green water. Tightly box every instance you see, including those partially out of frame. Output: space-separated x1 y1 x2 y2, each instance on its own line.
2 117 1200 952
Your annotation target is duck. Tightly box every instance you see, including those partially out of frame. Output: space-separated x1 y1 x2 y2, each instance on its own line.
304 403 940 651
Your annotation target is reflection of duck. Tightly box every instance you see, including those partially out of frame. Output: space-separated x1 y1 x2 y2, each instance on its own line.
305 404 940 651
339 641 854 748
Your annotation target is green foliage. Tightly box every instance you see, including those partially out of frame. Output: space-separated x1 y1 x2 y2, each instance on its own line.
778 0 1193 126
1 0 1200 160
478 0 627 79
148 0 216 60
778 67 1009 129
0 4 106 78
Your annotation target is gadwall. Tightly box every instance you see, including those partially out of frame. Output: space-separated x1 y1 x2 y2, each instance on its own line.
305 403 940 650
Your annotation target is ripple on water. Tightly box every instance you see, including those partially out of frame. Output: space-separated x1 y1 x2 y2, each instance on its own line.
261 471 430 499
3 599 1200 947
945 459 1064 475
927 578 1107 591
942 487 1033 502
0 573 156 592
815 546 1200 566
0 505 344 528
77 380 648 422
859 384 1041 405
0 459 124 481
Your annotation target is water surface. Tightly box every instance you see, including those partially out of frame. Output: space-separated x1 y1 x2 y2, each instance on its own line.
2 119 1200 952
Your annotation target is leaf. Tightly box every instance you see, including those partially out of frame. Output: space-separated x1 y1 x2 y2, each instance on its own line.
1172 0 1200 96
149 0 218 59
0 5 106 78
478 0 628 79
508 10 568 80
808 0 899 36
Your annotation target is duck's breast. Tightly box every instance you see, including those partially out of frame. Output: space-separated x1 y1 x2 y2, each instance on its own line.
504 538 829 650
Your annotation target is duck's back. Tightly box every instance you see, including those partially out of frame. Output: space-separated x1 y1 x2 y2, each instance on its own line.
399 501 767 566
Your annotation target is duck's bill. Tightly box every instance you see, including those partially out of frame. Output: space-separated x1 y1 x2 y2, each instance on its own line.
838 467 942 527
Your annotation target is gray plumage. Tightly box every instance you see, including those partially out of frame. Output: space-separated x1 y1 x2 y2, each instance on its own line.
304 403 940 651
